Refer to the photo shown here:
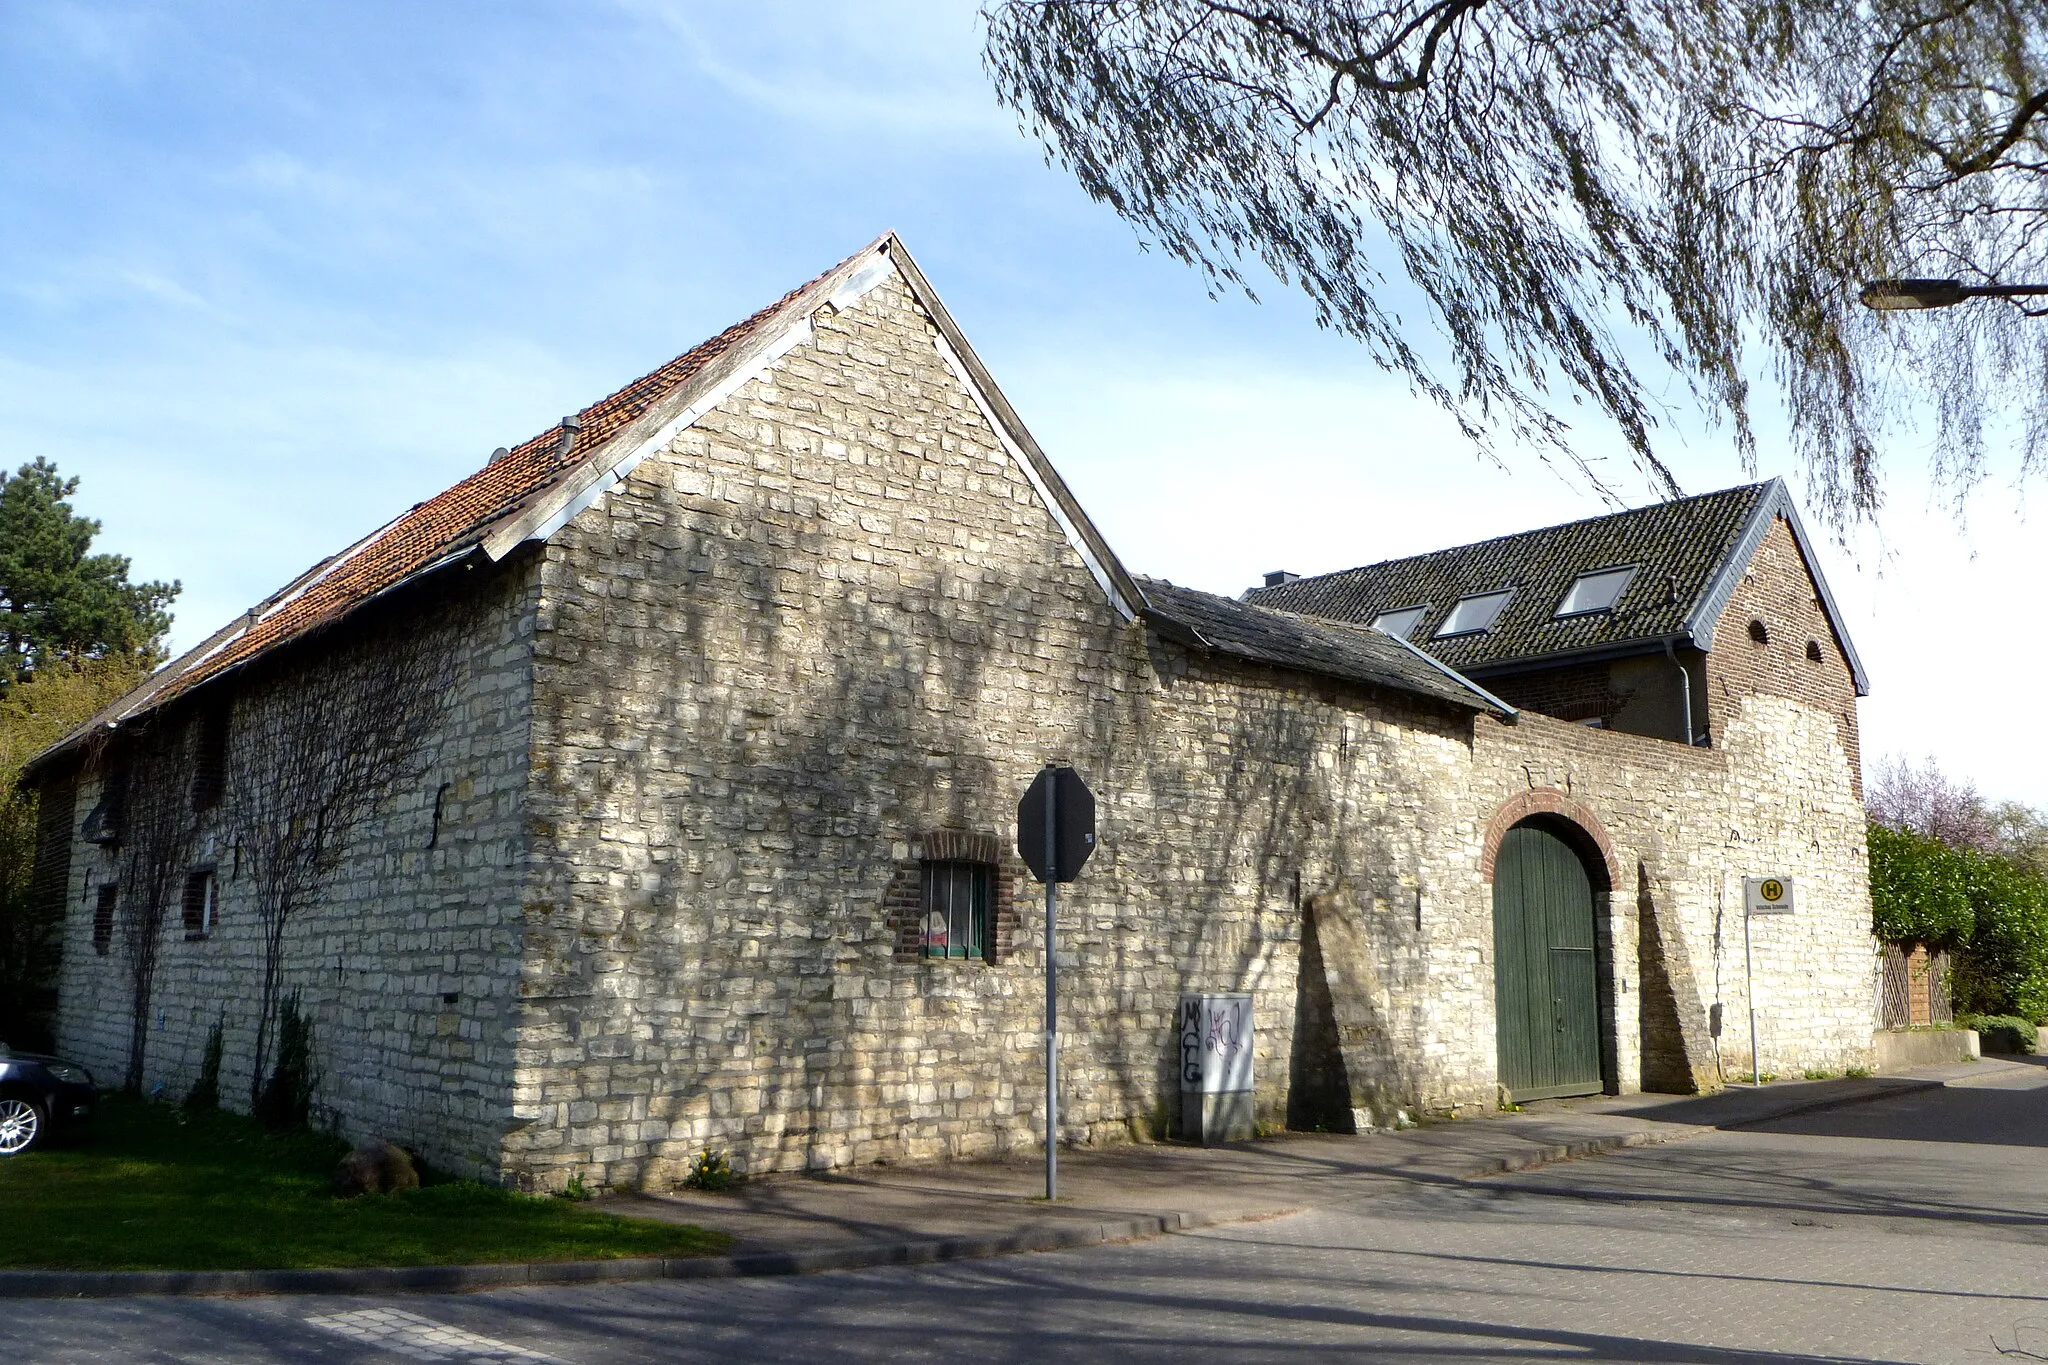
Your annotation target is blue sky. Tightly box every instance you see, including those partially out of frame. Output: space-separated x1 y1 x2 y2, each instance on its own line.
3 1 2042 804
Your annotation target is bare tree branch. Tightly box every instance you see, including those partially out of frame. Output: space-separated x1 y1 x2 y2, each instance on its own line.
985 0 2048 524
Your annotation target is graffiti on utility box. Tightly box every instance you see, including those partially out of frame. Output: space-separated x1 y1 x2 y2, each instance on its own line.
1178 993 1254 1095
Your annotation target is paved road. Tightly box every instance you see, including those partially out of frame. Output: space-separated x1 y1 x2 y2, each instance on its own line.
20 1064 2048 1364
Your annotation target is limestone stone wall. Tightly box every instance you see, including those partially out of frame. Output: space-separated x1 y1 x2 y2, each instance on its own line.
1466 704 1875 1091
503 258 1875 1193
52 563 539 1176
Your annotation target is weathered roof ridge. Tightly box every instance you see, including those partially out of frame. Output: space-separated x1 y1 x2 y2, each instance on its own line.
1263 480 1774 593
1243 477 1866 697
1243 481 1795 680
1137 575 1514 717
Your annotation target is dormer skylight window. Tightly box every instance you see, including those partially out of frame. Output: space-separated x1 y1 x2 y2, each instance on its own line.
1435 589 1515 638
1555 566 1637 618
1369 606 1430 641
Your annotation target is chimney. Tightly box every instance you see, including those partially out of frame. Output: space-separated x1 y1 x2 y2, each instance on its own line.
556 414 584 459
1263 570 1300 588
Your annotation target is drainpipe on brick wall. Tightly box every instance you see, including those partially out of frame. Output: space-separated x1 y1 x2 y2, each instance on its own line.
1663 638 1696 746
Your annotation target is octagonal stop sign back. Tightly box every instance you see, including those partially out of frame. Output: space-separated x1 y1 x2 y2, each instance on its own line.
1017 765 1095 883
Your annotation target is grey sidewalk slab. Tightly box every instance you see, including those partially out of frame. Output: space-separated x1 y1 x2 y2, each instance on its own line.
615 1102 1739 1263
5 1058 2000 1299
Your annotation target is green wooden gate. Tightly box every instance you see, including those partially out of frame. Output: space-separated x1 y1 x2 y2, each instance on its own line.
1492 823 1604 1101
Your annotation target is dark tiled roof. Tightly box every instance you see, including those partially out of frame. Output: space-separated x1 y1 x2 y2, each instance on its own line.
1137 577 1511 715
1245 483 1775 675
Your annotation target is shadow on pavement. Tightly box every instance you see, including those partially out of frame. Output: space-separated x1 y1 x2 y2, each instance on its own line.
1584 1057 2048 1148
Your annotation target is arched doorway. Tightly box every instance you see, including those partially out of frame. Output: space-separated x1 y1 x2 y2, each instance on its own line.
1493 821 1604 1101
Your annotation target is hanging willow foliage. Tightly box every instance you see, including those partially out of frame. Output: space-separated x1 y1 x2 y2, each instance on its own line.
984 1 2048 524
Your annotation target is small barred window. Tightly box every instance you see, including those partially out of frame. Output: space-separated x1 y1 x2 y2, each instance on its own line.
921 860 991 961
93 884 117 956
182 870 217 940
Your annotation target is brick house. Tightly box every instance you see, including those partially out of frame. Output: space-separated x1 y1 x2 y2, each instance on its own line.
23 234 1875 1189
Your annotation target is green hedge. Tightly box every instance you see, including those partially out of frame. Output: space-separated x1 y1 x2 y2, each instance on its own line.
1956 1013 2038 1053
1869 822 2048 1021
1951 858 2048 1021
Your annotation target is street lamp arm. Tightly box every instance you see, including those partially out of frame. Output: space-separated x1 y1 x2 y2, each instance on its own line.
1859 278 2048 311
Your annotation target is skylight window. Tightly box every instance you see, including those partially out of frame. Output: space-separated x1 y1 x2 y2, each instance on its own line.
1369 606 1430 641
1555 566 1637 618
1435 589 1515 638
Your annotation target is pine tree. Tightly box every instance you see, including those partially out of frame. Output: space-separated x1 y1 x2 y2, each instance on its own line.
0 458 177 691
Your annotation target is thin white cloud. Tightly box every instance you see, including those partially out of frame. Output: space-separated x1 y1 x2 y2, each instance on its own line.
623 0 1019 145
12 1 160 74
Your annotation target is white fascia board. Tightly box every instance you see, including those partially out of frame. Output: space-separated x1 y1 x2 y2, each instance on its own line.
490 316 817 557
1683 480 1780 653
930 328 1137 621
825 256 894 312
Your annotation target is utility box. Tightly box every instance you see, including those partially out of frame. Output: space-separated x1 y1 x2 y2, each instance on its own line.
1178 993 1255 1144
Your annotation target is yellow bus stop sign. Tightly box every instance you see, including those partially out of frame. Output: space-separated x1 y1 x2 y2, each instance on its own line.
1744 876 1795 915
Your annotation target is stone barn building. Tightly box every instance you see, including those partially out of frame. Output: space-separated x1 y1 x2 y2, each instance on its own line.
23 233 1876 1190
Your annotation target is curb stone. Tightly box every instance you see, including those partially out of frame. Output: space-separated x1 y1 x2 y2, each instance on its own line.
0 1211 1245 1300
1458 1128 1691 1178
0 1124 1715 1300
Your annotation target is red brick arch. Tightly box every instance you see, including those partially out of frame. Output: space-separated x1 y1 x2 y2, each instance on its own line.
1479 788 1622 893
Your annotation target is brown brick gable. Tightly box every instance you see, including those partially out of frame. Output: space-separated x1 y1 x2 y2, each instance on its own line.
1702 516 1863 795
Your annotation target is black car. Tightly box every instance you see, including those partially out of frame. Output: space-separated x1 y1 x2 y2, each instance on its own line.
0 1046 97 1155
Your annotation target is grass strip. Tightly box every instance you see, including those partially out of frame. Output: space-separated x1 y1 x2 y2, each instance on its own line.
1 1096 729 1271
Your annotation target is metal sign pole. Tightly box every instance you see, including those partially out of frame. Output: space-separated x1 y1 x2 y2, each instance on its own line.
1043 770 1058 1202
1744 892 1760 1086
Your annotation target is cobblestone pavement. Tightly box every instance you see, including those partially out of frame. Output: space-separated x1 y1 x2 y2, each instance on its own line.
18 1066 2048 1364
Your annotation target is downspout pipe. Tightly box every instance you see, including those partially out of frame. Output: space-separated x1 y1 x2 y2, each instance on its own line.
1664 637 1696 746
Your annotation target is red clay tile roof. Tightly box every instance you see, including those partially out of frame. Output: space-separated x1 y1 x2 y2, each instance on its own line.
34 242 866 764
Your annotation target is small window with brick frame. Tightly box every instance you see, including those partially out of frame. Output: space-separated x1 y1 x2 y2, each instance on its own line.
92 884 117 956
921 860 992 961
182 869 218 940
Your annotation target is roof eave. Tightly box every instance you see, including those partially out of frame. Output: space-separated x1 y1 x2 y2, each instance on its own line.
1373 628 1520 721
19 545 496 785
1459 633 1699 680
1140 597 1511 718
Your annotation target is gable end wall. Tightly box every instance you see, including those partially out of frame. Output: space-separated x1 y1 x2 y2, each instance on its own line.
1703 516 1863 795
